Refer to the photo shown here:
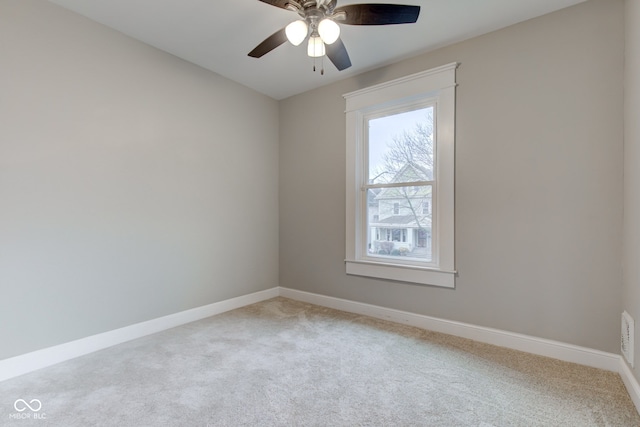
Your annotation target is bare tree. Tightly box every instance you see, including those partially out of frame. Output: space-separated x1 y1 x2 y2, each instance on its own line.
372 109 434 184
384 122 434 181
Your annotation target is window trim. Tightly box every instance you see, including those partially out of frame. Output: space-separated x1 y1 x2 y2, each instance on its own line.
344 63 457 288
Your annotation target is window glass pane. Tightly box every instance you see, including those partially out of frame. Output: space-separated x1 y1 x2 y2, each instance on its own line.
367 186 432 262
368 106 434 184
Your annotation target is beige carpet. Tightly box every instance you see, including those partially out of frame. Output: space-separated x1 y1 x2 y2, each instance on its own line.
1 297 638 426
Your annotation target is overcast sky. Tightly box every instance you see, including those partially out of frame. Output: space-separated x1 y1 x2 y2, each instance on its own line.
368 106 432 181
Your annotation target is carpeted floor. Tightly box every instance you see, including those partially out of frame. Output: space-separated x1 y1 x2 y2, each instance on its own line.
1 297 639 426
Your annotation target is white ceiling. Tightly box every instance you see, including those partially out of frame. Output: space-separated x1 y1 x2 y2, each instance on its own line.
48 0 587 100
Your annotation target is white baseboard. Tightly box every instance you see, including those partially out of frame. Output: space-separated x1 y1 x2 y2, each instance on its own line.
279 287 621 372
620 358 640 413
0 287 279 382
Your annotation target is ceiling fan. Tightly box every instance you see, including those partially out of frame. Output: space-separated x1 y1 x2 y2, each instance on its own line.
248 0 421 73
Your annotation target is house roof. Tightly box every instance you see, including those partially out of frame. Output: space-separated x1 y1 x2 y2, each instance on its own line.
367 188 381 206
376 186 432 201
391 162 432 183
376 162 432 200
371 215 431 228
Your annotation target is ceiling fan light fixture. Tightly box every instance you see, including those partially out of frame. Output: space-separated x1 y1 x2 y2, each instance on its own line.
307 35 325 57
285 20 308 46
318 18 340 45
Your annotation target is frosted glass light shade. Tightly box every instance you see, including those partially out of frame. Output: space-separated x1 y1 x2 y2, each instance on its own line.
307 36 325 57
285 20 308 46
318 19 340 44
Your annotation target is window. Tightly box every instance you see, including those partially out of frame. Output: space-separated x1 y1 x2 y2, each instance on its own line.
376 228 407 243
344 63 457 288
422 201 430 215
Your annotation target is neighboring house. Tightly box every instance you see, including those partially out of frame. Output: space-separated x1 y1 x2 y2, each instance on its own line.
368 162 432 259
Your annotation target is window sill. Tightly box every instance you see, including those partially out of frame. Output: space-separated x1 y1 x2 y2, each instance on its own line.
345 259 456 288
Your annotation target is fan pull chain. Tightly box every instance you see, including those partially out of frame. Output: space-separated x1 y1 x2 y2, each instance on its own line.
312 56 325 75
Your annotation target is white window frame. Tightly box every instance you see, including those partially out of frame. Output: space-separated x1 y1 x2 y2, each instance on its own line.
344 63 457 288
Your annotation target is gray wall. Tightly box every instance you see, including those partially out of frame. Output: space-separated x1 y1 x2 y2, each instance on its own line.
0 0 279 360
280 0 624 353
624 0 640 379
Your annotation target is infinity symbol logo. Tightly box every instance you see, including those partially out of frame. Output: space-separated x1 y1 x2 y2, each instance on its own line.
14 399 42 412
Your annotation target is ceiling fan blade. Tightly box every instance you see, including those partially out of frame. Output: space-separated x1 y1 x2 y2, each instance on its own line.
257 0 294 10
326 37 352 71
333 4 420 25
248 28 288 58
